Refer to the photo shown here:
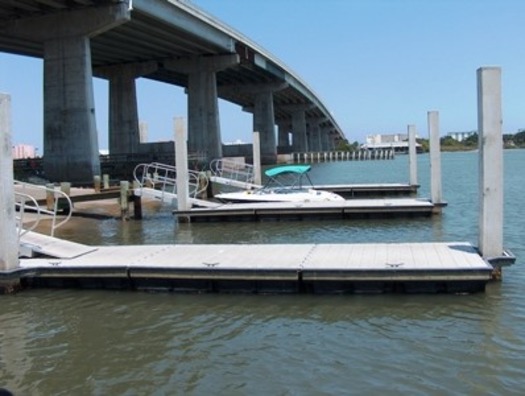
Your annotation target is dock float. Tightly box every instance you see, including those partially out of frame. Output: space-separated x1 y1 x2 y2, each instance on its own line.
13 231 503 294
314 183 418 198
175 198 437 222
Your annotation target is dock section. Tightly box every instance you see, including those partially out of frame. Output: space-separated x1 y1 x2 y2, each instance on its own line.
17 234 498 294
173 198 436 222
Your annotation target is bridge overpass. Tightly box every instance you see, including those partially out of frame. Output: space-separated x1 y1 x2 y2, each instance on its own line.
0 0 347 183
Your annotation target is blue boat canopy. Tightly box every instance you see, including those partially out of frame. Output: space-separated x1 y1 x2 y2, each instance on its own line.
264 165 311 178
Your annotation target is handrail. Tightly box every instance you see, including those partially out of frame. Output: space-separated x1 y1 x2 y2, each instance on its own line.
209 158 255 184
14 181 73 237
133 162 208 200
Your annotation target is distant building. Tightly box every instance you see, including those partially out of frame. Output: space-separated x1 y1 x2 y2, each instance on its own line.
447 131 476 142
362 133 421 153
12 144 36 159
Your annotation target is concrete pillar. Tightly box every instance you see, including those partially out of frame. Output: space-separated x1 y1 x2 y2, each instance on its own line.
477 67 503 258
175 117 190 211
0 93 19 272
428 111 443 205
292 109 308 152
277 121 291 149
408 124 418 186
253 90 277 164
252 132 262 186
321 127 331 151
96 62 158 155
308 120 322 152
6 4 130 183
164 55 239 163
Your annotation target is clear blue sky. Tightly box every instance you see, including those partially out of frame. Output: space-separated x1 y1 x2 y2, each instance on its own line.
1 0 524 151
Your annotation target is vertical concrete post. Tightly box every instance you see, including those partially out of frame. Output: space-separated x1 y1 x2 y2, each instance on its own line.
175 117 190 211
252 132 262 186
103 174 110 190
292 109 307 152
119 181 129 220
408 124 418 186
253 90 277 164
428 111 443 207
94 175 101 193
0 93 19 273
477 67 503 258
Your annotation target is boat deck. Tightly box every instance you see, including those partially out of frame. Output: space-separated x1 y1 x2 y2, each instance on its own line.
16 231 496 294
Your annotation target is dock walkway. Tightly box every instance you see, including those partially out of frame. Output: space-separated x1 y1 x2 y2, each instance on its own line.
174 197 436 222
16 231 495 294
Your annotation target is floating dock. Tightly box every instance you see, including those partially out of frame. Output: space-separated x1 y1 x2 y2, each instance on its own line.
174 198 438 222
10 231 505 294
313 183 418 198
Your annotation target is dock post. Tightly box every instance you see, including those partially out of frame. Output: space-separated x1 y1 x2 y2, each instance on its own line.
174 116 190 221
103 174 110 190
0 93 20 292
477 67 503 262
253 131 262 186
131 180 142 220
120 181 129 220
46 183 55 211
408 124 418 186
428 111 443 212
94 175 101 193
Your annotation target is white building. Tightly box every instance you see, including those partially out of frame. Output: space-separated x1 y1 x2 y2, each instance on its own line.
12 144 36 159
447 131 476 142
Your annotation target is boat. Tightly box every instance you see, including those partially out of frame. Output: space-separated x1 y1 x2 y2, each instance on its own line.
214 164 345 203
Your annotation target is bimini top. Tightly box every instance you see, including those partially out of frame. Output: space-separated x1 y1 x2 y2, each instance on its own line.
264 165 311 178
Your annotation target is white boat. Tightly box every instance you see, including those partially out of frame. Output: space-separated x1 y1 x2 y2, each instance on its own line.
214 165 344 203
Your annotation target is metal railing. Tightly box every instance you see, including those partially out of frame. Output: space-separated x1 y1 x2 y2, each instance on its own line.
14 181 73 238
209 158 255 184
133 162 208 200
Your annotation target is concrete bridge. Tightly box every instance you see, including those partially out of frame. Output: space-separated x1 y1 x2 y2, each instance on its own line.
0 0 346 183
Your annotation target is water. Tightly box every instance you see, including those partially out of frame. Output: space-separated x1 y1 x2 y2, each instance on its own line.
2 150 525 395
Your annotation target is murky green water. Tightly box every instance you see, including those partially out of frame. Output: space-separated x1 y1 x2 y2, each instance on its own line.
2 150 524 395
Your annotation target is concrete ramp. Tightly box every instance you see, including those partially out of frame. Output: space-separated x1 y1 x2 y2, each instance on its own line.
19 231 97 259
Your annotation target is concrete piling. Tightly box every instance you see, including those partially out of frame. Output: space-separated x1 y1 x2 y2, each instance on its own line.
428 111 443 212
477 67 503 259
408 124 418 186
0 93 20 291
253 131 262 186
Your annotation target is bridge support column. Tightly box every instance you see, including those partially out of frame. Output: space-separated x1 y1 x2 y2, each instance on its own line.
291 109 308 152
165 55 239 163
321 126 331 151
308 119 322 152
253 90 277 164
277 121 291 150
96 61 158 155
6 4 130 183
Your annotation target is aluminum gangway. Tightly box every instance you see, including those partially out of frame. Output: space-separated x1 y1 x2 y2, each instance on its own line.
133 162 221 208
14 180 75 258
208 158 262 190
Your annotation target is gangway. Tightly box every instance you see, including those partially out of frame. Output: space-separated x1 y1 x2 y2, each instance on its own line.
132 162 221 208
14 181 74 257
209 158 262 190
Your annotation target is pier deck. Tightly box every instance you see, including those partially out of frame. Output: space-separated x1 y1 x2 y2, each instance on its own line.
175 198 436 222
16 232 495 294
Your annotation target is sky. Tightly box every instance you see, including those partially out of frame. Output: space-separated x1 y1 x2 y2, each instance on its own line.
1 0 525 151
